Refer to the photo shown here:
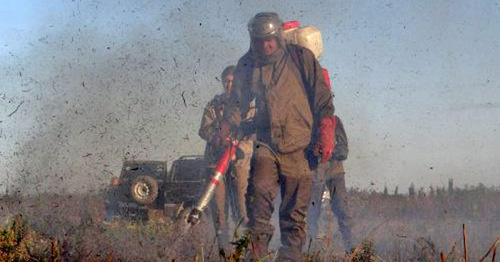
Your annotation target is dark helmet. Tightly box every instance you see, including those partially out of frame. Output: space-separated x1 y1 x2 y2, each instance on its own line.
248 12 286 55
248 12 283 39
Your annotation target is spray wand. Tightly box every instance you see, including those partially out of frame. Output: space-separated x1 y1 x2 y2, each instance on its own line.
186 139 239 226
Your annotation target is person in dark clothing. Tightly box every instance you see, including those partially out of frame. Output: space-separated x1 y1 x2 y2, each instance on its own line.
307 115 354 252
220 12 335 261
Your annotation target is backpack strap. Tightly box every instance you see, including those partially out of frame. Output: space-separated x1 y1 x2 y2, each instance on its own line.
287 45 323 169
286 45 316 118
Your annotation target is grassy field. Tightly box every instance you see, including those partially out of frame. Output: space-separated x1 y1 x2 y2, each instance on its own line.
1 185 498 261
338 186 499 261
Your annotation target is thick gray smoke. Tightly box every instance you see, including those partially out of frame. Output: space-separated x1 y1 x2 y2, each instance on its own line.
1 0 499 195
0 0 253 194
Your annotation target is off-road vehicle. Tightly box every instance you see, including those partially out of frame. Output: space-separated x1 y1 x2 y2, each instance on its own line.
105 155 207 221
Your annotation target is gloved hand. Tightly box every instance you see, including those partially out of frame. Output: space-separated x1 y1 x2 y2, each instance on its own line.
319 116 336 163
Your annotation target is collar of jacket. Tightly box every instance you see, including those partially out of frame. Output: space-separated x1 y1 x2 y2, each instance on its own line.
251 46 285 66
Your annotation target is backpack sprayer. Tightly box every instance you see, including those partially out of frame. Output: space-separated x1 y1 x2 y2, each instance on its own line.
186 20 328 227
283 20 332 89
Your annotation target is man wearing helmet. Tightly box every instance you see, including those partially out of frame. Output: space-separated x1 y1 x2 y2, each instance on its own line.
221 12 335 261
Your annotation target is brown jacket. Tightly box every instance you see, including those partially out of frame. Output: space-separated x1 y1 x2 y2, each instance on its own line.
199 94 226 166
199 95 256 166
225 44 334 154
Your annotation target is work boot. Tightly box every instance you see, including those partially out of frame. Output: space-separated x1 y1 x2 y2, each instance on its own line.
216 227 231 257
246 233 272 261
249 242 270 260
276 246 304 262
339 227 355 252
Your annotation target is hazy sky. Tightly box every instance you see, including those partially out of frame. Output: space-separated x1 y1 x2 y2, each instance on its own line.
1 0 499 194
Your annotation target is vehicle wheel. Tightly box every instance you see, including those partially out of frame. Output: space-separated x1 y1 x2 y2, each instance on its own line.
129 175 159 205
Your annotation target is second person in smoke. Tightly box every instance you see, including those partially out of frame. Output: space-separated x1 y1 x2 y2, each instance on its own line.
198 65 254 255
220 12 335 261
307 115 354 252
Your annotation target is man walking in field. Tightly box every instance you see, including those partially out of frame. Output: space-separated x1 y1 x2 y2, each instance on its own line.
198 65 254 255
220 12 335 261
307 115 354 252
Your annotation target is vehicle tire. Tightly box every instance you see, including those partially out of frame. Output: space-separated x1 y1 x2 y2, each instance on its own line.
129 175 159 205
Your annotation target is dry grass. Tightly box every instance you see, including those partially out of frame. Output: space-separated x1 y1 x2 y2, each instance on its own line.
0 186 498 261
